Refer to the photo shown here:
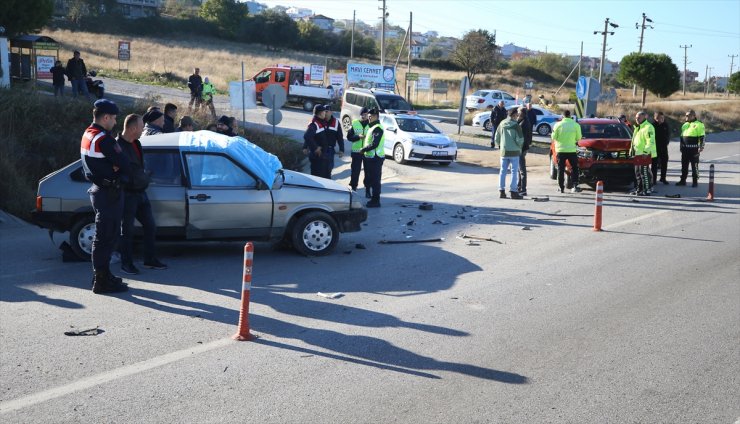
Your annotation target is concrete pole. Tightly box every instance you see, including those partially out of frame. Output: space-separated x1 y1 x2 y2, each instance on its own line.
351 10 355 59
598 19 609 84
380 0 386 67
680 44 692 95
407 11 412 101
728 54 737 97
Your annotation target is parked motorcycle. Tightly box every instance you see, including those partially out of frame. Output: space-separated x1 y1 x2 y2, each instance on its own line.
83 71 105 99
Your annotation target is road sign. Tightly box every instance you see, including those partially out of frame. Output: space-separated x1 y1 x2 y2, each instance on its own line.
118 41 130 61
576 76 588 99
262 84 287 109
524 80 534 89
405 72 419 81
266 110 283 126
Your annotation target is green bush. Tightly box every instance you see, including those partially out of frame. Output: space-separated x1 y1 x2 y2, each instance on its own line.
0 88 303 221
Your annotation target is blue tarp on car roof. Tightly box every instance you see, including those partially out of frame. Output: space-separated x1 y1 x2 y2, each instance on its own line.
178 131 282 187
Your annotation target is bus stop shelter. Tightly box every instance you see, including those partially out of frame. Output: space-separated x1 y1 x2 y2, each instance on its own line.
9 35 60 80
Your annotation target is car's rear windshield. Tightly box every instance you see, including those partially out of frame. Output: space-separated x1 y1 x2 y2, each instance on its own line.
396 118 440 134
580 123 631 139
376 95 412 111
471 90 489 97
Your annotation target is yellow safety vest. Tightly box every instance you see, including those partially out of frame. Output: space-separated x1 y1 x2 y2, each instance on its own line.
680 120 705 148
632 120 656 158
552 117 582 153
351 119 366 152
364 123 385 158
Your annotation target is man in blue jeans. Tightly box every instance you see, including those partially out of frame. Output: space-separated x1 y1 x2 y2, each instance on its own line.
494 108 524 199
117 114 167 275
66 51 90 99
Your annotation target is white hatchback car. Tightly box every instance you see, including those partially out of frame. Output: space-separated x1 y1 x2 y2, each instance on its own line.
471 105 562 136
379 114 457 165
465 89 517 112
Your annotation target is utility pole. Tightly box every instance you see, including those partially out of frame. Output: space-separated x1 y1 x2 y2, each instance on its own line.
407 11 412 100
728 54 738 97
704 65 710 96
680 44 692 95
578 41 583 79
350 10 355 59
379 0 387 67
594 18 618 85
633 12 653 96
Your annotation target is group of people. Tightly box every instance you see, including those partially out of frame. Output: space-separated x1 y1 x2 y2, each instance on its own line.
491 101 536 198
303 105 385 208
49 51 91 98
187 67 217 119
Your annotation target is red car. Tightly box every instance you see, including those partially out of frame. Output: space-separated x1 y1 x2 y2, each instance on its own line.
549 118 634 187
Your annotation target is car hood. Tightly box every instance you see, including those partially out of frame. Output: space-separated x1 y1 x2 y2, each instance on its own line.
580 138 632 150
282 170 349 192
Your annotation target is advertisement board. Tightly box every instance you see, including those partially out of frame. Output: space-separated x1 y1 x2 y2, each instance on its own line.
36 55 55 79
417 74 431 91
346 63 396 91
310 64 326 82
328 73 345 88
118 40 131 61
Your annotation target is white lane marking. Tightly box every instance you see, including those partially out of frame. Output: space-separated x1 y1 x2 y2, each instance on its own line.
602 209 672 231
0 337 234 414
708 153 740 161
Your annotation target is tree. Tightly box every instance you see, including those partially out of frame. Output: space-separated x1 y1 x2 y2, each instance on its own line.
618 53 680 106
421 45 444 60
0 0 53 37
728 71 740 95
452 29 498 86
200 0 247 38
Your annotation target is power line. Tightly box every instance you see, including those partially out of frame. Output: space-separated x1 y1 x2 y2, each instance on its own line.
652 20 739 36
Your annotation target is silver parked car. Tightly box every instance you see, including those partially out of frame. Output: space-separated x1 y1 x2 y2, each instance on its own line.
31 131 367 258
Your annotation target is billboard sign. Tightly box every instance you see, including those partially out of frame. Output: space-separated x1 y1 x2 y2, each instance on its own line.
36 55 54 79
346 63 396 90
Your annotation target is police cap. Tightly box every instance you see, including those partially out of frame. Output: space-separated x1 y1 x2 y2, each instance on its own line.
93 99 119 116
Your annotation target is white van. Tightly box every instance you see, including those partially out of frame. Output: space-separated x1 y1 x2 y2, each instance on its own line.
340 88 413 131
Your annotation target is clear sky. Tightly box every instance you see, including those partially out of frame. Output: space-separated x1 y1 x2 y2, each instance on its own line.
255 0 740 79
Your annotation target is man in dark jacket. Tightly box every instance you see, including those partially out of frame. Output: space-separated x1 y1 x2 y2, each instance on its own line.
517 106 533 196
163 103 177 133
346 107 370 195
142 109 165 135
216 115 237 136
117 114 167 275
490 100 508 148
50 60 66 97
651 111 670 184
303 105 329 177
187 68 203 111
66 51 90 99
323 106 345 179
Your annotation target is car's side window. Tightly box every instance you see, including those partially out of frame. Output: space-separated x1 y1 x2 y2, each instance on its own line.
145 151 182 186
185 153 257 188
503 93 515 101
492 92 502 99
381 117 394 128
346 93 357 106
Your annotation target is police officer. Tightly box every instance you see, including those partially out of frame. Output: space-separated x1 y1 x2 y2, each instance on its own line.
631 111 656 196
346 107 370 196
361 108 385 207
80 99 129 294
323 106 345 179
303 104 328 177
677 109 705 187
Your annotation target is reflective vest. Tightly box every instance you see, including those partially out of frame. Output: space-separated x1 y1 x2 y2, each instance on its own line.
350 119 367 152
364 123 385 158
632 120 656 158
552 117 581 153
202 82 216 102
680 120 705 148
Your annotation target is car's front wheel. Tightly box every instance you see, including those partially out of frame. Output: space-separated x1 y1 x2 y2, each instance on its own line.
291 212 339 256
549 154 557 180
70 216 95 261
537 123 551 136
393 143 406 164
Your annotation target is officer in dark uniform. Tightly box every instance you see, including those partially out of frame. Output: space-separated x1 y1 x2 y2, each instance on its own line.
361 108 385 208
80 99 130 294
323 105 345 179
303 104 329 177
677 109 705 187
346 107 370 196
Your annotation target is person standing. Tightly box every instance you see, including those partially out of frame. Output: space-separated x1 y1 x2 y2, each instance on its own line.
66 51 90 99
361 108 385 207
652 111 670 185
50 60 66 97
323 106 345 179
346 107 370 196
494 108 524 199
526 102 538 129
187 68 203 112
80 99 129 294
117 114 167 275
631 111 656 195
216 115 236 136
162 103 177 133
303 104 329 177
489 100 507 148
677 109 705 187
177 116 194 132
552 110 583 193
516 105 532 196
142 109 165 136
201 77 216 119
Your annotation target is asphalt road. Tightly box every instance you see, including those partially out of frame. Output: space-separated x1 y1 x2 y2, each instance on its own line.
1 79 739 423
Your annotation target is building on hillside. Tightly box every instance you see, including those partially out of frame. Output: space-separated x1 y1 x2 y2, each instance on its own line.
682 70 699 83
410 39 427 59
511 50 536 60
53 0 162 18
411 32 428 45
286 7 312 19
423 31 439 39
244 1 267 14
303 14 335 31
501 43 529 58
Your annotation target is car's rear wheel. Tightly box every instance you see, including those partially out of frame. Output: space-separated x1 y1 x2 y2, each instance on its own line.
291 211 339 256
341 115 352 132
549 154 557 180
483 119 492 131
537 123 551 136
393 143 406 164
70 216 95 261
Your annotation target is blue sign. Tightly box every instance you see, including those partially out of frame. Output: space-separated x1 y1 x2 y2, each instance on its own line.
576 76 588 100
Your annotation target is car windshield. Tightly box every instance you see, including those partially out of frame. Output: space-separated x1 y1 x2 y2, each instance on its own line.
396 118 440 134
377 95 412 111
580 123 631 139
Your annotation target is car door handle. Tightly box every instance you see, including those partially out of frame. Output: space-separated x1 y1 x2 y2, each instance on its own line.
189 194 211 201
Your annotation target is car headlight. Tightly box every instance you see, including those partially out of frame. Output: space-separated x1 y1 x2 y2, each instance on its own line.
449 141 457 148
577 147 593 159
410 138 421 146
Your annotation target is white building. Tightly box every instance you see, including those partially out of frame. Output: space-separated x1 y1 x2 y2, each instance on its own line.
286 6 312 19
304 14 335 31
